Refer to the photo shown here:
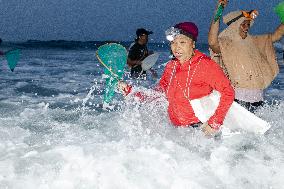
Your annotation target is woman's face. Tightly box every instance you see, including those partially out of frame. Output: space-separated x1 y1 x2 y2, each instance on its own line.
170 34 195 63
239 19 251 39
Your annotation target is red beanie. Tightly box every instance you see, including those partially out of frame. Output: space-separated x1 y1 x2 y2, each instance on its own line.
174 22 199 41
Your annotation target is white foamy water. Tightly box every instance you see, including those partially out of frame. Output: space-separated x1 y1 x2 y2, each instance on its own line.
0 45 283 189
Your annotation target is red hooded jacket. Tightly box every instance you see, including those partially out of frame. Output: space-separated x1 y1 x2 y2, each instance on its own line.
158 50 234 128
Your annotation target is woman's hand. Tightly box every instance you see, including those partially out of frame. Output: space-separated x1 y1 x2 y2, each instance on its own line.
218 0 228 8
117 81 132 96
201 122 220 137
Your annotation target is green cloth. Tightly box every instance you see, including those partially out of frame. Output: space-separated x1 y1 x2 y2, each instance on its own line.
275 1 284 23
214 4 224 22
96 43 127 103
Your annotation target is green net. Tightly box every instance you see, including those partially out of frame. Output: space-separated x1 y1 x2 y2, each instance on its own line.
275 1 284 23
96 43 127 103
5 49 21 72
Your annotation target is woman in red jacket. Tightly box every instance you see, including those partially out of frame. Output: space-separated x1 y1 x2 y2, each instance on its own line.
121 22 234 136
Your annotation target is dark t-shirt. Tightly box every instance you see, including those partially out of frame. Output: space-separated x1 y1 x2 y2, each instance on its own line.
128 43 149 61
128 42 149 78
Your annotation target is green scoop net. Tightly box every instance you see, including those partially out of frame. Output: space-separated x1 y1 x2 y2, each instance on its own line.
96 43 127 103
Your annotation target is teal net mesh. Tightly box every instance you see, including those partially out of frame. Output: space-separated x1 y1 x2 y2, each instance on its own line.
96 43 127 103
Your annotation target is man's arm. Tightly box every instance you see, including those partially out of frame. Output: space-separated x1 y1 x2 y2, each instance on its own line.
272 24 284 42
208 0 228 54
127 58 142 67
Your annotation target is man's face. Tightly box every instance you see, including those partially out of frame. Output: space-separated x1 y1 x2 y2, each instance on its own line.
139 34 148 44
239 19 251 39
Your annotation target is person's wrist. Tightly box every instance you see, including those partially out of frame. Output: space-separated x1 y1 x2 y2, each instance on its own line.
209 122 221 130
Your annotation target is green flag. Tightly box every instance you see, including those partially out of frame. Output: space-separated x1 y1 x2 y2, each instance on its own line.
274 1 284 23
5 49 21 72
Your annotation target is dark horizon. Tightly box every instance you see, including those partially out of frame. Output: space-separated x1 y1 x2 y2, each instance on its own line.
1 39 211 51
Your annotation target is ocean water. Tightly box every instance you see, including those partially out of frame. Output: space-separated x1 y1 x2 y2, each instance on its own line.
0 41 283 189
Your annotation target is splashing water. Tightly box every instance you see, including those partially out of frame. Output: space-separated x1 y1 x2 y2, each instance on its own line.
0 45 283 189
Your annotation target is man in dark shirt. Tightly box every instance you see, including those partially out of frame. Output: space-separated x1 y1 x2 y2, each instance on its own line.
127 28 153 79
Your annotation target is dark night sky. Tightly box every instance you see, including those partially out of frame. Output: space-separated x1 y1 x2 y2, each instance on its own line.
0 0 282 43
